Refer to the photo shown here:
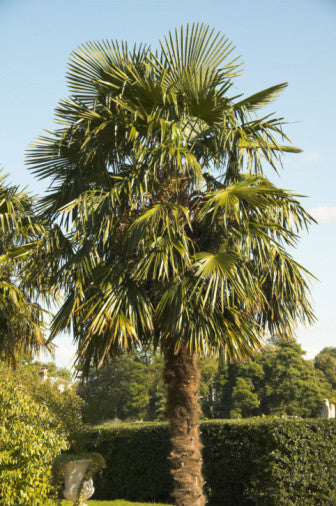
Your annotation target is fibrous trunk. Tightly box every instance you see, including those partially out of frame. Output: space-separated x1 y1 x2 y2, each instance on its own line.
164 344 206 506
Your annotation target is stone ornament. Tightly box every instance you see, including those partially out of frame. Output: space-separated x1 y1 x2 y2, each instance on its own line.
63 459 94 505
319 399 336 419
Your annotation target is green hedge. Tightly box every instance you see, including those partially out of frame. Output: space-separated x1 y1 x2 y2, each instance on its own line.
82 419 336 505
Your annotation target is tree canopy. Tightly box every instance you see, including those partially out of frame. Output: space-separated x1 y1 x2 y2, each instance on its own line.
79 355 153 423
315 347 336 401
78 339 331 423
213 338 331 418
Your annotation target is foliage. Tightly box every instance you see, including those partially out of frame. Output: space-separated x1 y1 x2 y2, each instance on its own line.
80 419 336 505
78 341 332 423
230 377 259 418
79 353 219 424
247 420 336 505
13 354 72 380
0 378 67 505
146 355 166 421
34 360 72 381
82 423 172 502
314 347 336 399
258 339 330 417
0 359 85 452
30 378 85 452
60 501 171 505
197 357 219 419
0 170 49 365
79 355 152 423
213 338 331 418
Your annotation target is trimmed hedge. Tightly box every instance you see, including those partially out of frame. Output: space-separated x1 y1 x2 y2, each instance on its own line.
82 419 336 505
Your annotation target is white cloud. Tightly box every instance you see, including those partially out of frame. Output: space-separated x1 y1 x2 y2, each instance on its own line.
309 206 336 224
301 150 322 164
289 150 322 166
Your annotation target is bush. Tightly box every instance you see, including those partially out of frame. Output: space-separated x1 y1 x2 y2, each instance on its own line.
0 378 67 505
0 359 85 452
28 378 85 453
81 418 336 505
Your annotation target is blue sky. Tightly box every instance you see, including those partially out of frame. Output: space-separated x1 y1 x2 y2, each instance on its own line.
0 0 335 367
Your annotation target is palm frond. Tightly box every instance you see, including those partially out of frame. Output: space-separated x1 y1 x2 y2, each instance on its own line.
234 82 288 110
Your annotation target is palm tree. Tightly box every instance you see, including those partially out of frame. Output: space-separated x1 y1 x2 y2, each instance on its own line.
27 24 315 505
0 170 50 365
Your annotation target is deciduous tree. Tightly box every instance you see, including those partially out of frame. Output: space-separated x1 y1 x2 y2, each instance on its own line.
314 347 336 393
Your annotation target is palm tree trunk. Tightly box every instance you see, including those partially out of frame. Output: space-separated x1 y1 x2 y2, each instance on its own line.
164 344 206 506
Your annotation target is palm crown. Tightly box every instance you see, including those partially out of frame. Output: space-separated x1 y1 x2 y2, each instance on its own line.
27 24 314 375
0 171 49 364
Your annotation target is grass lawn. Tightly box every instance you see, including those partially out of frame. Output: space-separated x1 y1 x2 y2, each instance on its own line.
61 501 171 505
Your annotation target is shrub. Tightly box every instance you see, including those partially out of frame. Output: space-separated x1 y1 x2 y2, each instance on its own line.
0 359 85 452
28 378 85 452
0 378 67 505
81 418 336 505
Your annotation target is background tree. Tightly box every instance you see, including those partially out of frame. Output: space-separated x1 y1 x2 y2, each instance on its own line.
198 357 218 419
79 353 219 424
212 339 330 418
28 24 315 505
78 339 331 423
37 361 72 381
230 377 259 418
79 355 150 423
142 353 167 422
314 347 336 399
260 339 330 417
213 358 264 418
20 356 72 381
